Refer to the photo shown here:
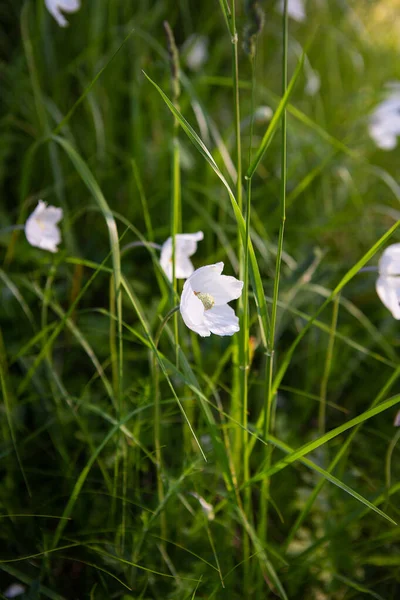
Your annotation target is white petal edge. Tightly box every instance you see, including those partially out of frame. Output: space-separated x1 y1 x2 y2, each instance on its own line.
376 276 400 319
204 304 240 336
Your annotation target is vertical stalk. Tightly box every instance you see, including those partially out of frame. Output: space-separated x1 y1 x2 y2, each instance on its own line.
231 0 252 586
319 294 339 435
259 0 288 545
230 0 245 472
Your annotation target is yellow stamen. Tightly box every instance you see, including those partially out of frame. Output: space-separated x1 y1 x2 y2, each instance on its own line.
194 291 215 311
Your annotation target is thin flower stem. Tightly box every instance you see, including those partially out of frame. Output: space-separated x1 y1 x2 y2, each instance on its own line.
231 0 252 586
0 225 25 234
259 0 288 545
152 304 180 546
172 134 181 368
120 241 162 255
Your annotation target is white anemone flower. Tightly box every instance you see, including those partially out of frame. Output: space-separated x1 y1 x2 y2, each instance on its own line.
376 243 400 319
369 86 400 150
25 200 63 253
180 262 243 337
45 0 81 28
278 0 306 22
160 231 203 281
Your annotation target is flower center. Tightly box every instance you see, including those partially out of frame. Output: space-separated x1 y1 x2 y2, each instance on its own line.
194 291 215 311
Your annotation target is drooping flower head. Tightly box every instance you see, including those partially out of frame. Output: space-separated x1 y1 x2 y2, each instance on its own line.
376 243 400 319
180 262 243 337
160 232 203 281
25 200 63 253
369 84 400 150
45 0 81 28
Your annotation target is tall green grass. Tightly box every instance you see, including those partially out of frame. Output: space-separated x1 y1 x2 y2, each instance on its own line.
1 0 400 598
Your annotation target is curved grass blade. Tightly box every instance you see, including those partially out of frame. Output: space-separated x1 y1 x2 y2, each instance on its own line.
50 135 123 407
143 71 269 346
246 48 306 179
252 394 400 482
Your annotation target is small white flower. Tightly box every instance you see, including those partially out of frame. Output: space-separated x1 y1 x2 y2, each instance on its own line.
305 69 320 96
160 232 203 281
180 262 243 337
376 243 400 319
184 35 209 71
254 106 273 122
25 200 63 253
4 584 25 599
45 0 81 28
278 0 306 22
369 86 400 150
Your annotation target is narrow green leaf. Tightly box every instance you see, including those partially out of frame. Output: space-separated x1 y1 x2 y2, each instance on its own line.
246 50 306 178
143 71 270 346
262 394 400 480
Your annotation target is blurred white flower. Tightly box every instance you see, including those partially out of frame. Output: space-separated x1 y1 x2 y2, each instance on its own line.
184 35 209 71
254 106 273 122
160 232 203 281
278 0 306 22
305 69 320 96
180 262 243 337
189 492 215 520
369 86 400 150
45 0 81 28
376 243 400 319
4 584 25 599
25 200 63 253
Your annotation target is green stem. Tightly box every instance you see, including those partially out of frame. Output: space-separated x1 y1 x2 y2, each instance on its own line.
152 305 179 548
259 0 288 545
318 294 340 435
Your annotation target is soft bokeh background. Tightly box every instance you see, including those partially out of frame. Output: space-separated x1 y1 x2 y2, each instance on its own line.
1 1 400 598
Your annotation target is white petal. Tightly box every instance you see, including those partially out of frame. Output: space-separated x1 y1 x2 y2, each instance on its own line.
180 279 210 336
376 276 400 319
24 201 62 253
204 304 240 336
45 0 80 27
160 232 203 281
378 243 400 276
279 0 306 22
4 584 25 599
188 262 224 291
188 262 243 305
60 0 81 12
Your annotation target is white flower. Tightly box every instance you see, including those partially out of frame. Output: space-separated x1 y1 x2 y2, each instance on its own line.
369 86 400 150
4 584 25 599
184 35 209 71
25 200 63 253
376 243 400 319
278 0 306 22
160 232 203 281
45 0 81 28
254 106 273 123
305 69 320 96
180 262 243 337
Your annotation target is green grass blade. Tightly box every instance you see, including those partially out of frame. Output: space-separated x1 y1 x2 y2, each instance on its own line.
143 71 270 346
